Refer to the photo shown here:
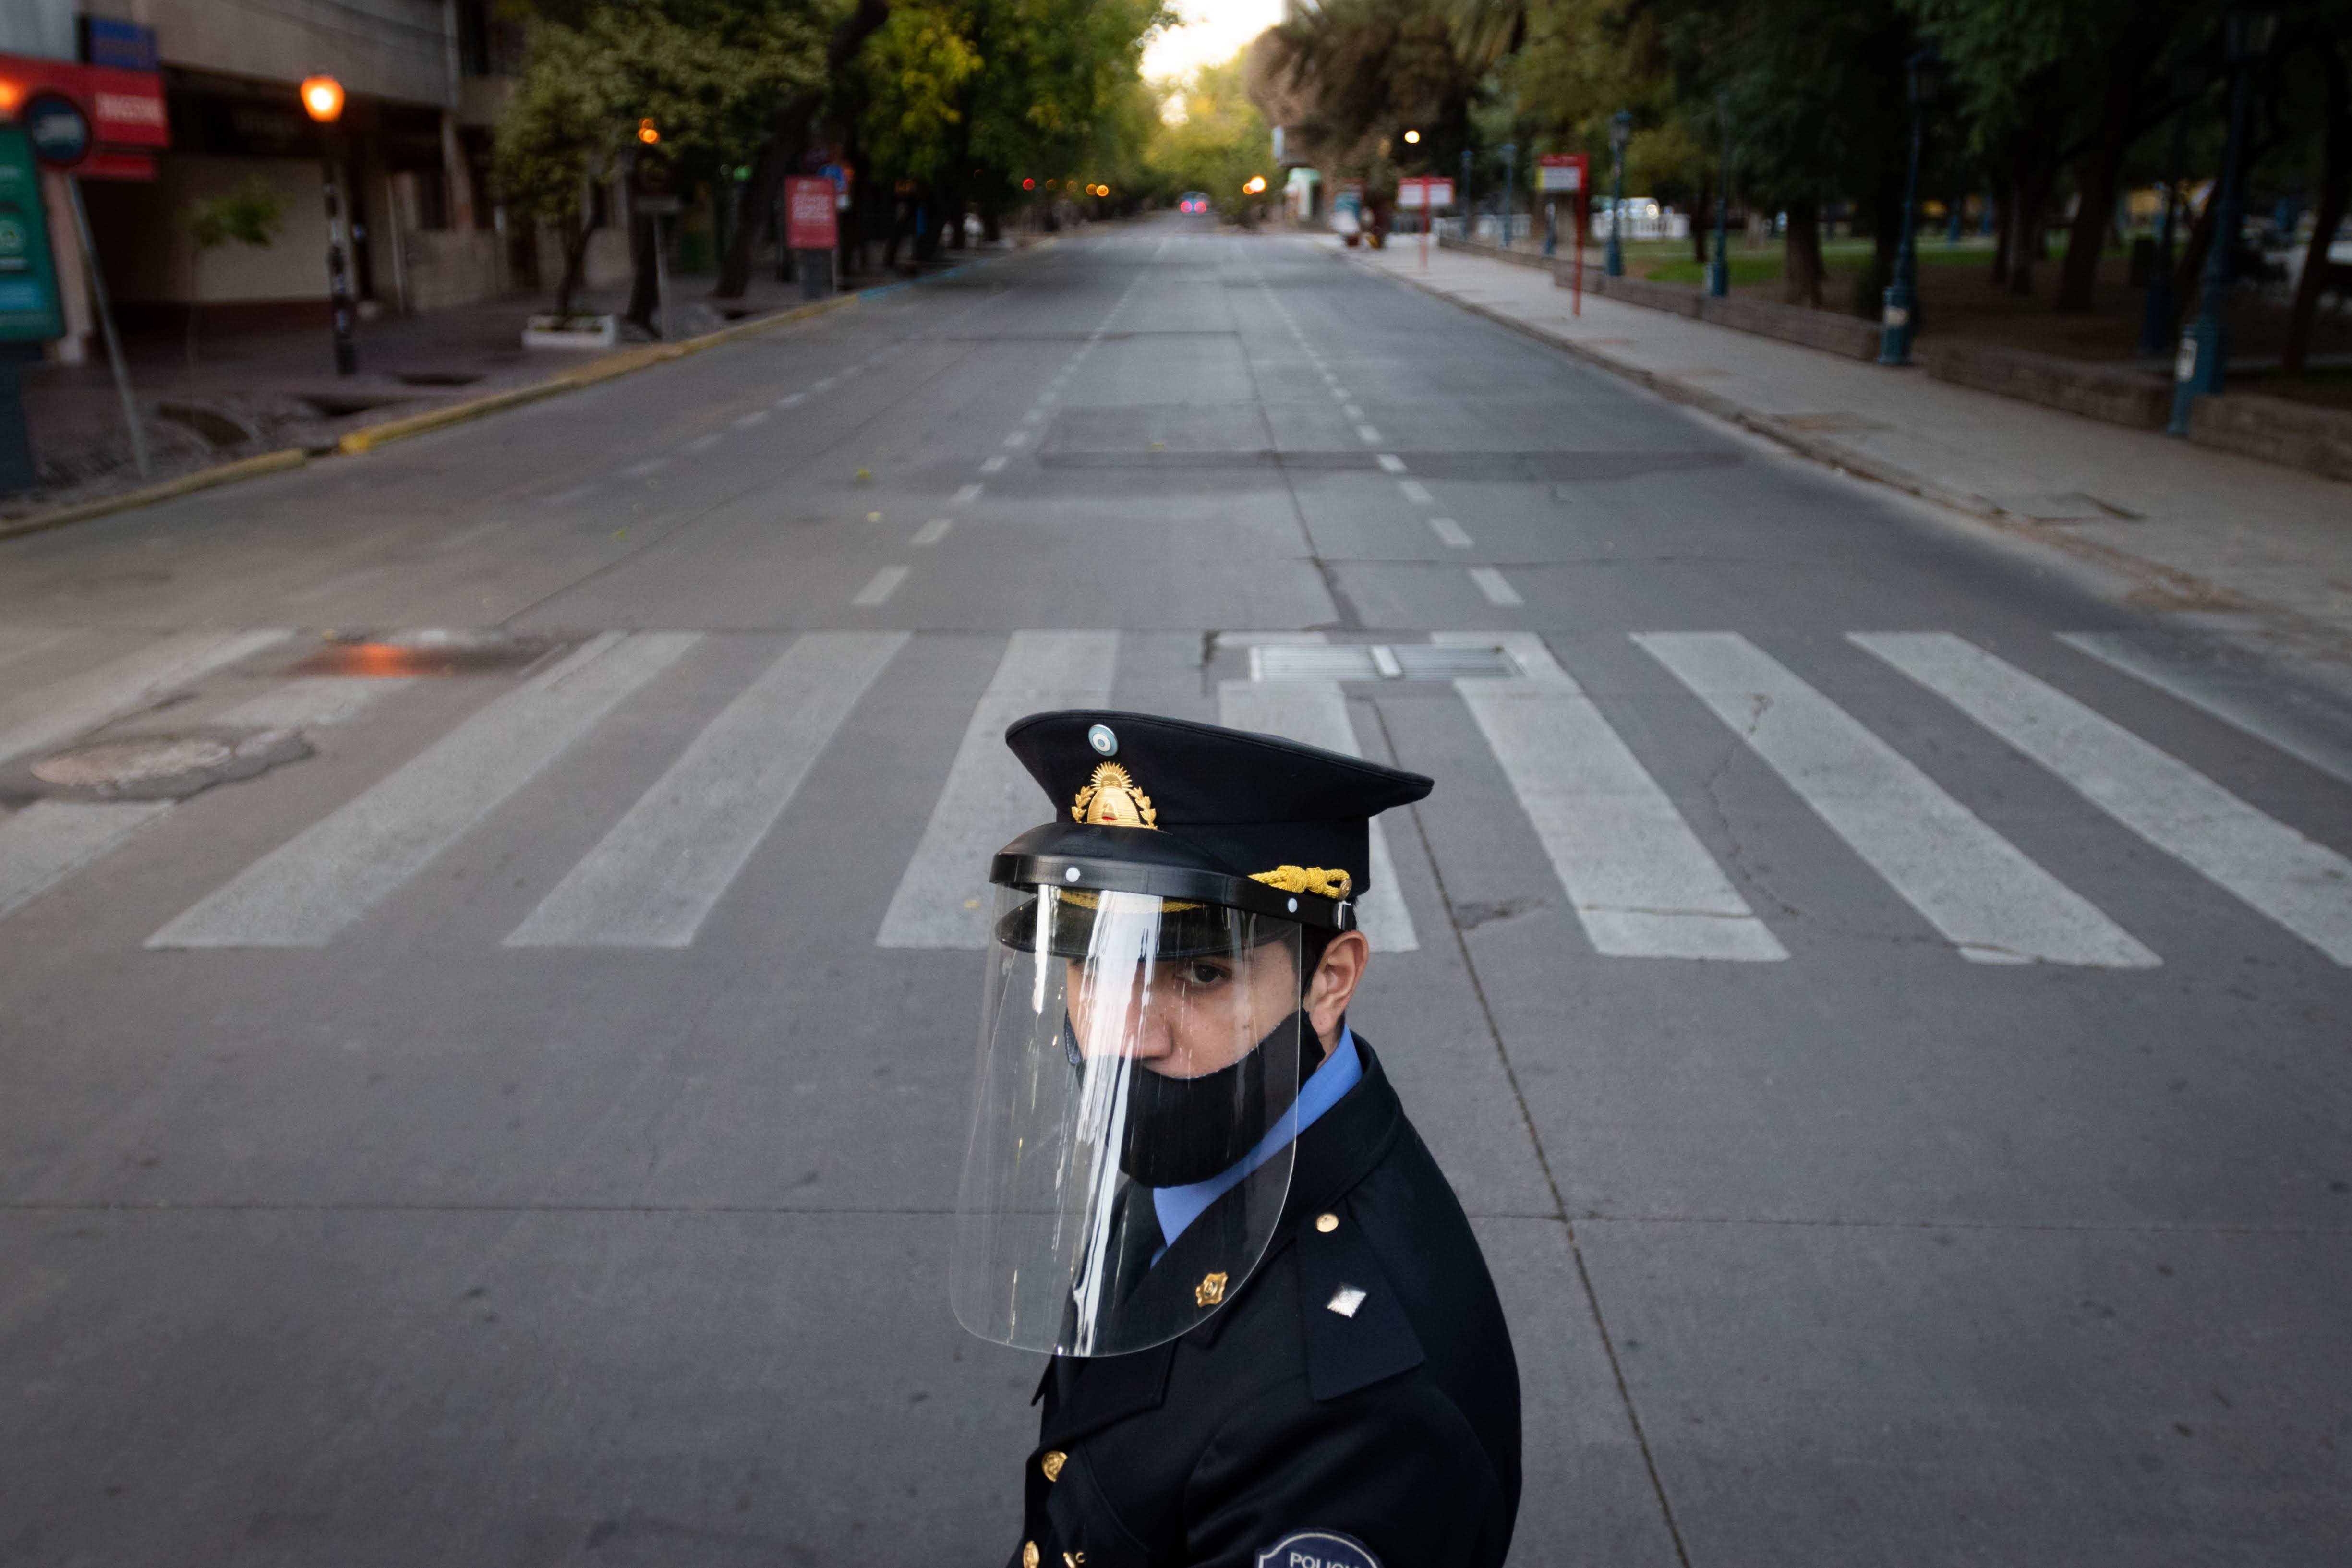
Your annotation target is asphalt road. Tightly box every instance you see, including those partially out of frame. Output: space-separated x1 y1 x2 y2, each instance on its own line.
3 216 2348 1567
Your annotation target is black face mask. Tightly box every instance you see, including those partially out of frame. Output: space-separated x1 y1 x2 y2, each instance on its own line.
1100 1010 1316 1187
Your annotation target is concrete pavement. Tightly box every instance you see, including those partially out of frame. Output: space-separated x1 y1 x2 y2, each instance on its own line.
0 219 2347 1566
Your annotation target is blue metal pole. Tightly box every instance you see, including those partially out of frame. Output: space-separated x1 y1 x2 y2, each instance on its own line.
1708 107 1730 297
1877 86 1927 365
2169 41 2256 434
1606 112 1629 277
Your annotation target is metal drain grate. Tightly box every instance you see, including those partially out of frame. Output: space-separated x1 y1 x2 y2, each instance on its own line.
1250 643 1520 683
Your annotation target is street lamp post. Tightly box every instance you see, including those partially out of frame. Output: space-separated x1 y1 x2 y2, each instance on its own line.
2169 11 2276 434
1708 99 1730 297
1878 48 1942 367
2139 65 2204 359
299 75 357 376
1606 110 1630 277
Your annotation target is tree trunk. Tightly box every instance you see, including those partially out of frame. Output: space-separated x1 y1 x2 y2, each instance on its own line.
554 212 597 318
2171 181 2218 332
2056 73 2140 312
2284 41 2350 372
1693 174 1711 267
625 210 659 332
714 0 893 298
2006 147 2056 297
1783 197 1824 306
1990 167 2012 286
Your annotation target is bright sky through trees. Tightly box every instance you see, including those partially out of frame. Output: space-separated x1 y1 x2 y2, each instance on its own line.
1141 0 1282 81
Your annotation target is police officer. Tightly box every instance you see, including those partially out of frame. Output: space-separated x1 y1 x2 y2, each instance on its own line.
952 710 1521 1568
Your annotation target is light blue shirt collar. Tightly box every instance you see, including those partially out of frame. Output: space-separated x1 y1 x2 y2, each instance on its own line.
1151 1026 1362 1258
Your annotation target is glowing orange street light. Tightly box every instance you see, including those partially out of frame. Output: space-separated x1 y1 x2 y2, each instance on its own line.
637 118 661 145
0 77 25 118
1242 175 1267 194
300 75 344 123
1403 128 1420 145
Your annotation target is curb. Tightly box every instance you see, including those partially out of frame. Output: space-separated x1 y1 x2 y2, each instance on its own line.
1351 254 2245 613
338 290 860 455
0 447 309 543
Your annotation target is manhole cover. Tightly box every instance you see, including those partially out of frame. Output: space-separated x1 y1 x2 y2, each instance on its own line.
34 735 234 788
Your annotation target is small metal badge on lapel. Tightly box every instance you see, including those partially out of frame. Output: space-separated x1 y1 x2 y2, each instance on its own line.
1326 1284 1367 1318
1040 1450 1066 1482
1195 1271 1228 1307
1073 762 1157 828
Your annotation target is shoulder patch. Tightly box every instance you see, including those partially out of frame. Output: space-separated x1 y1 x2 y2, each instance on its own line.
1255 1528 1381 1568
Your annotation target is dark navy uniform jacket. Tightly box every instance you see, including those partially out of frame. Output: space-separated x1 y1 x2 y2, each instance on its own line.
1005 1039 1521 1568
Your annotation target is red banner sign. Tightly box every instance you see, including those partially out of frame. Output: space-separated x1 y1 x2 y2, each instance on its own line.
0 53 169 179
785 175 838 249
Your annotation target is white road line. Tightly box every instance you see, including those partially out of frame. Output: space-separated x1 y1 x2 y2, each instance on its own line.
0 630 288 768
877 630 1119 948
625 458 669 478
218 677 410 730
1356 424 1384 444
910 519 953 548
1376 455 1407 474
686 434 722 453
953 483 984 505
851 565 910 606
1854 631 2352 965
541 482 598 508
148 632 698 949
733 411 769 429
1429 518 1473 549
1443 632 1784 961
1398 479 1433 504
979 455 1009 474
1343 404 1364 419
1639 633 2157 967
776 393 807 408
1218 679 1419 952
1469 568 1522 607
813 378 837 391
1002 431 1028 448
1023 409 1046 424
2056 631 2352 787
0 801 174 923
507 632 907 948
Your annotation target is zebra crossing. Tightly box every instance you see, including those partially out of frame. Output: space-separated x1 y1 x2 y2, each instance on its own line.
0 624 2347 967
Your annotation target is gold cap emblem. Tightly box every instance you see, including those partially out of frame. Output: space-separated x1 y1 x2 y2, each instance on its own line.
1072 762 1156 829
1194 1271 1228 1307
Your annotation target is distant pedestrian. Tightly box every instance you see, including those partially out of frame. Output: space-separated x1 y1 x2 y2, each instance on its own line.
952 710 1522 1568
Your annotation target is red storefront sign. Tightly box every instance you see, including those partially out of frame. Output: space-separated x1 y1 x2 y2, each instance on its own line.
785 175 838 249
0 54 169 180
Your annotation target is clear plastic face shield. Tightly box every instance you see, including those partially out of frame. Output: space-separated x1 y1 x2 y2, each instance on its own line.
952 884 1307 1356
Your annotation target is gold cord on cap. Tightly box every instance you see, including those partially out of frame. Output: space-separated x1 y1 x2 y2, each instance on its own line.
1248 865 1353 900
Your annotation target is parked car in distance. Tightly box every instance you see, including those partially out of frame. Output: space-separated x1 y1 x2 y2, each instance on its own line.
1179 192 1210 215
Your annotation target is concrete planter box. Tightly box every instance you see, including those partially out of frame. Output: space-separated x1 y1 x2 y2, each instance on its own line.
523 314 619 351
1598 274 1702 317
2188 391 2352 482
1917 341 2169 429
1699 294 1882 360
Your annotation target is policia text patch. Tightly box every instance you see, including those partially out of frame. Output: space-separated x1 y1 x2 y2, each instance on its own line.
1256 1528 1381 1568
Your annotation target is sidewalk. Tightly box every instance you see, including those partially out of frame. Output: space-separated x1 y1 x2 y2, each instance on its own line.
1339 237 2352 657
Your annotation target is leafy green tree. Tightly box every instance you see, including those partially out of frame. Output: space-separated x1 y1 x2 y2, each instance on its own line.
1150 49 1273 211
185 176 286 370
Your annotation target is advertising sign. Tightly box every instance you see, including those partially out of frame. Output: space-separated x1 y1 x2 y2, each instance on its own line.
0 125 66 342
1395 176 1454 210
785 175 839 249
25 93 93 170
0 54 169 180
1537 153 1587 193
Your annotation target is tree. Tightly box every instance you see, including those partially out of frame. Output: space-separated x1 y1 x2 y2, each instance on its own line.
1152 49 1273 210
497 1 829 327
185 177 286 371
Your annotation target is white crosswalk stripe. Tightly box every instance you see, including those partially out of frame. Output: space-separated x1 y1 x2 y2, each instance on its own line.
1217 677 1418 953
148 632 698 949
0 801 173 922
217 677 412 731
509 632 905 948
0 627 74 675
1854 632 2352 965
2056 631 2352 787
877 630 1120 948
1639 633 2159 967
1444 632 1785 961
0 630 288 767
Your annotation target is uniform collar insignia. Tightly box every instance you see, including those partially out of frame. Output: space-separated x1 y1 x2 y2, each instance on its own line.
1072 762 1157 828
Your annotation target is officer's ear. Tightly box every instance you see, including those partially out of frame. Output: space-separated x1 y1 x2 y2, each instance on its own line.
1302 930 1368 1056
